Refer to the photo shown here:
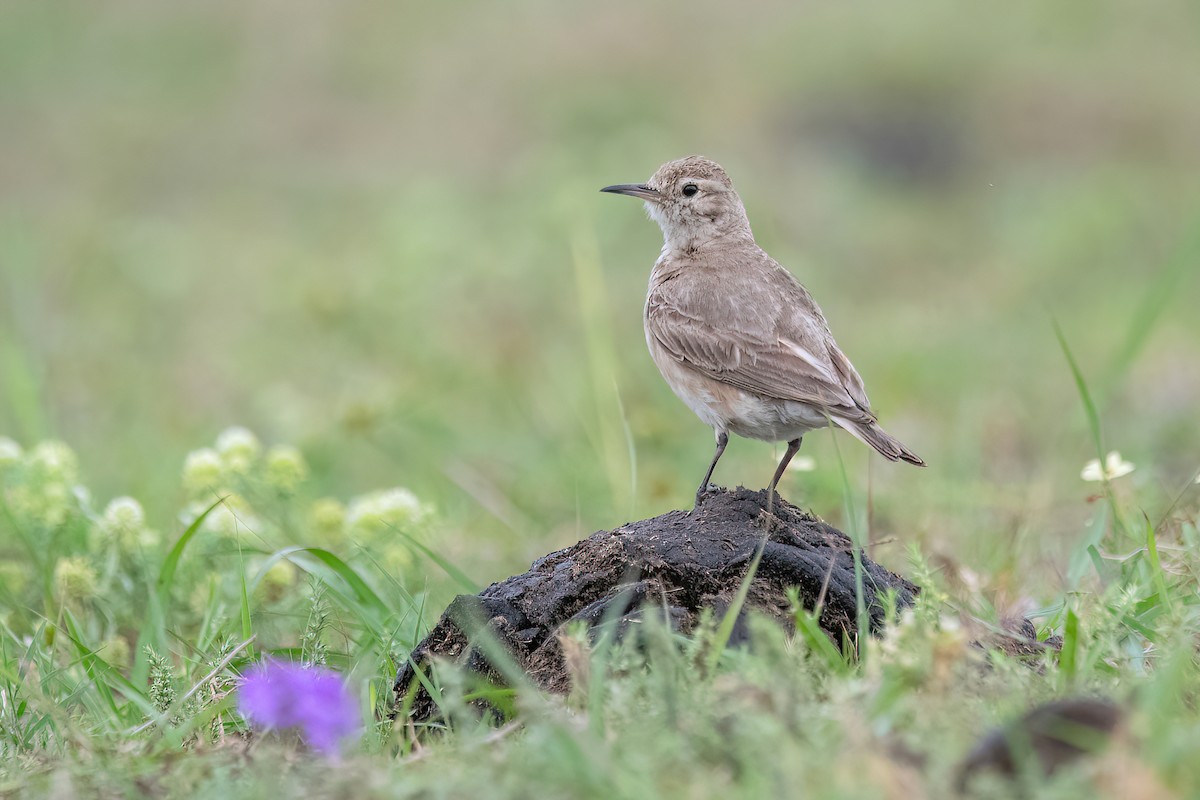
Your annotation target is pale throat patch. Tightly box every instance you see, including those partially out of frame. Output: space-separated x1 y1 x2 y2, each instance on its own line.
644 201 693 252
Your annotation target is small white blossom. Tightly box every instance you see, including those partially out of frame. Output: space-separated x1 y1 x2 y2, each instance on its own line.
9 480 75 528
1081 451 1135 482
0 437 21 467
264 445 308 493
95 496 157 550
347 488 429 536
53 556 97 603
201 494 259 539
216 426 261 462
309 498 346 545
182 448 223 494
103 496 146 532
26 440 79 485
7 441 83 527
787 455 817 472
98 637 131 670
258 559 298 602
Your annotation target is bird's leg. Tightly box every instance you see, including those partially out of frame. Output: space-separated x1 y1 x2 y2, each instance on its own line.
765 437 802 526
694 430 729 509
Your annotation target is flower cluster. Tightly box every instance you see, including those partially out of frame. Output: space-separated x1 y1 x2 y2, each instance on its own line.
346 487 429 535
180 426 310 539
0 429 432 757
91 496 158 551
165 428 436 631
53 556 98 605
1 439 84 529
1 430 433 693
182 426 310 499
177 427 431 582
344 488 432 571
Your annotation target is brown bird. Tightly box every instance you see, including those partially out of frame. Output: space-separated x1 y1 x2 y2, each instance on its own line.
602 156 924 508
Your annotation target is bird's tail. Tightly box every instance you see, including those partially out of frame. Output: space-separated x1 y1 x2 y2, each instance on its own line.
833 418 926 467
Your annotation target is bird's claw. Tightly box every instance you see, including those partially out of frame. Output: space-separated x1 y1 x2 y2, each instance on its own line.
691 483 720 513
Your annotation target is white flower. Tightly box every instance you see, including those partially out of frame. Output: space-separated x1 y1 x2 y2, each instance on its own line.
95 496 157 550
5 441 83 528
347 488 429 536
182 448 223 494
202 495 260 539
769 451 815 472
26 440 79 485
103 496 146 532
216 426 260 456
215 426 261 474
787 455 817 472
258 559 298 602
1080 451 1135 482
53 556 97 603
264 445 308 493
309 498 346 542
0 437 21 467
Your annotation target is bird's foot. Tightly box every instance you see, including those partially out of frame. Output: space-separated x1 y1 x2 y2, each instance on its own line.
691 483 722 514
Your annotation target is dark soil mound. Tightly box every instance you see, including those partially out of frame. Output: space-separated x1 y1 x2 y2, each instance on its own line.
394 487 918 722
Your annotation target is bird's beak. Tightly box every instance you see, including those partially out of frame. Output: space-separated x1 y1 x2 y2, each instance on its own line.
600 183 662 203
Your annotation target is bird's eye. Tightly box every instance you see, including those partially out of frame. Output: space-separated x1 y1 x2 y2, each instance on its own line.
681 183 699 197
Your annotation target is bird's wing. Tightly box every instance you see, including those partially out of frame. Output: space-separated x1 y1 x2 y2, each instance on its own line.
646 265 876 423
827 342 873 413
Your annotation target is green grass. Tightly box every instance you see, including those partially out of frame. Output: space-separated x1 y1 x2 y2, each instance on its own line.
2 0 1200 796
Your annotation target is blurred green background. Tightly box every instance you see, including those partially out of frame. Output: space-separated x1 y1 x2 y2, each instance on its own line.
2 0 1198 597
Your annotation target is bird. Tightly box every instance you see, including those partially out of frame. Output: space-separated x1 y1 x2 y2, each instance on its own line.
601 155 925 510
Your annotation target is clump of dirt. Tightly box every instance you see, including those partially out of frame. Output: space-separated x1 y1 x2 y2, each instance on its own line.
394 486 918 723
955 698 1125 792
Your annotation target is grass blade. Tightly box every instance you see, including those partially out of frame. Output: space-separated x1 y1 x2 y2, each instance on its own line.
1060 606 1080 689
1052 319 1104 461
239 568 253 644
827 424 869 663
1054 320 1130 545
267 546 392 619
794 608 848 673
705 539 766 675
1143 512 1175 617
390 532 478 594
156 497 223 608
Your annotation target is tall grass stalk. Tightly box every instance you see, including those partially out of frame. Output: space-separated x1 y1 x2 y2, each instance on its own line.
571 228 638 520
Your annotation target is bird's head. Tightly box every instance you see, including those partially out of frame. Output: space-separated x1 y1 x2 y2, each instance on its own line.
602 156 753 252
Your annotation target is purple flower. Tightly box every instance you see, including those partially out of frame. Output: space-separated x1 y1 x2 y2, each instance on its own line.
238 660 360 755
